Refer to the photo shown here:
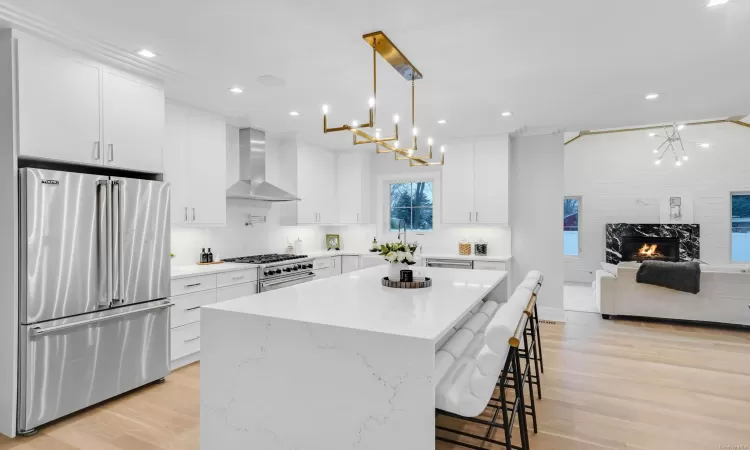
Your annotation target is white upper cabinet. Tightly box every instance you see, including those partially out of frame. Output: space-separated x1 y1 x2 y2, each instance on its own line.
281 141 337 225
473 137 509 224
337 152 371 224
102 70 164 173
17 37 101 165
441 142 475 224
442 135 509 225
163 102 226 226
15 34 165 173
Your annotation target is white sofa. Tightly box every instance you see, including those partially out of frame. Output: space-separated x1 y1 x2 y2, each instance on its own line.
594 264 750 326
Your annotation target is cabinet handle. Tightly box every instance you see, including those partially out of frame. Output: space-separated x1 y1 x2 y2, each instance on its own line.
185 283 201 288
475 212 479 222
356 212 359 223
184 336 200 343
184 207 188 222
469 212 472 222
94 141 101 160
185 306 201 311
332 259 336 268
192 208 196 221
108 144 114 162
231 275 245 280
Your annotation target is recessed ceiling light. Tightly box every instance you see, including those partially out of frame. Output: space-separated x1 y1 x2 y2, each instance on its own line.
229 87 244 94
677 124 686 130
698 143 711 148
652 149 658 153
375 128 382 132
437 119 447 124
707 0 729 7
289 111 300 116
648 132 657 137
645 93 660 100
136 49 157 58
501 111 512 117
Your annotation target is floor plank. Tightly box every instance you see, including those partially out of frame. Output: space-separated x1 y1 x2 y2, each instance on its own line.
2 312 748 449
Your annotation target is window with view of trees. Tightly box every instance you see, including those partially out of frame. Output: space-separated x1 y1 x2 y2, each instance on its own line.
564 197 580 256
731 193 750 262
390 182 433 231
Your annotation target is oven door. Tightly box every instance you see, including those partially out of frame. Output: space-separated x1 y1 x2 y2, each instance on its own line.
260 272 316 292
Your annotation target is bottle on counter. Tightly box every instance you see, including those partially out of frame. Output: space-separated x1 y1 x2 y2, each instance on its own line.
475 238 488 256
371 237 379 252
459 238 472 256
200 248 208 263
207 248 214 263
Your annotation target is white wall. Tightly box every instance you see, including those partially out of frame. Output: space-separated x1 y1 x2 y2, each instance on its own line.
170 128 327 266
333 142 512 256
565 121 750 282
510 132 566 322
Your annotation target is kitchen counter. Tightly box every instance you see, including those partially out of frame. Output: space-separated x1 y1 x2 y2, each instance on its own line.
306 249 512 262
170 262 258 279
200 266 507 449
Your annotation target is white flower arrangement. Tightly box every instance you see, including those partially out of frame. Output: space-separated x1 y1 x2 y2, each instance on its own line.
379 242 418 265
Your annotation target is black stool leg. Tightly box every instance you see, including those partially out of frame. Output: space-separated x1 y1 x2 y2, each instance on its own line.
534 303 544 374
528 317 543 400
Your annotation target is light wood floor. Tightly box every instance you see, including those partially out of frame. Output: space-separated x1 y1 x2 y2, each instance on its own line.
2 311 749 450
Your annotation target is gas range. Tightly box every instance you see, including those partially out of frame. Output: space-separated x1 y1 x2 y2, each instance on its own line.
223 254 314 283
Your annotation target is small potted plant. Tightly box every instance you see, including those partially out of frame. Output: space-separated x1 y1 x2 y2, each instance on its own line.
380 241 419 281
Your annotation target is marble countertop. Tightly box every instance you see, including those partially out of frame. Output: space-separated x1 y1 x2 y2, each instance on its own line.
171 262 258 279
203 266 507 340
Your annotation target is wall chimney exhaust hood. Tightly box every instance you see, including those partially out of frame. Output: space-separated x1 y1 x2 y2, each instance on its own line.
226 128 300 202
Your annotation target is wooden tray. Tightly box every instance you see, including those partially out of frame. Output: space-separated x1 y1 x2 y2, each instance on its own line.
381 277 432 289
196 261 224 266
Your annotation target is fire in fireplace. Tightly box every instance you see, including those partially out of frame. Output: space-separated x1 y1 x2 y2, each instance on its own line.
621 236 680 262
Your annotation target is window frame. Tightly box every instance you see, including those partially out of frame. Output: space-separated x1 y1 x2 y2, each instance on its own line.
378 172 441 237
564 196 582 257
730 191 750 263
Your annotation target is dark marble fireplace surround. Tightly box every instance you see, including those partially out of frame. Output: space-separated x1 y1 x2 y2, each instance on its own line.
605 224 700 264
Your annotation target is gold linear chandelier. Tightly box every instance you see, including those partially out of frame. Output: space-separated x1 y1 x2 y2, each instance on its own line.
321 31 444 167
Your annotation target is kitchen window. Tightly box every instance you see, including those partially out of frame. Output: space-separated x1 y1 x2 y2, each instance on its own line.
731 192 750 262
389 182 433 231
564 196 581 256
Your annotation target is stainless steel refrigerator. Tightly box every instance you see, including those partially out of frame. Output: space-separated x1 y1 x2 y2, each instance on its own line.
18 168 172 434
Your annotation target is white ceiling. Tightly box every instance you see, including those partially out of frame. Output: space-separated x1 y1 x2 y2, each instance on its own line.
2 0 750 149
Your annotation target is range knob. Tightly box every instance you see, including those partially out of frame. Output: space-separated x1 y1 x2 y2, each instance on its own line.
284 267 292 272
274 269 282 275
292 266 299 271
306 263 313 269
264 270 270 276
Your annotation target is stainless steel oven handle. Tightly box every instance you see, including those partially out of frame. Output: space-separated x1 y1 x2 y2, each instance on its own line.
31 302 174 336
261 273 315 288
427 261 473 267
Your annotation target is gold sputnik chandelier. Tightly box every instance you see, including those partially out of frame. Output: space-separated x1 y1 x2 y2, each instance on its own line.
321 31 444 167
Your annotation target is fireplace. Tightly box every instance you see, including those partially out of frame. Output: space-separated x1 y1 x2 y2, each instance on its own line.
605 224 700 264
621 236 680 262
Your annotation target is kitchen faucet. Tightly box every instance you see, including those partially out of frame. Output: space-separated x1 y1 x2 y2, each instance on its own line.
397 219 407 245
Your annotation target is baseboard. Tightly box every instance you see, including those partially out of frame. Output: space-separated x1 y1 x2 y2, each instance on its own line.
171 352 199 371
537 306 567 323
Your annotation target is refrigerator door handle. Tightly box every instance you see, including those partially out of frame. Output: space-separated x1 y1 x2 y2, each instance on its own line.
97 180 113 307
113 180 125 303
30 302 174 336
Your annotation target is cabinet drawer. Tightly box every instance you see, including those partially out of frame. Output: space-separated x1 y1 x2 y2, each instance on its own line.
217 269 257 287
171 323 201 360
171 289 217 328
217 282 256 303
170 274 217 296
313 258 331 270
473 261 506 271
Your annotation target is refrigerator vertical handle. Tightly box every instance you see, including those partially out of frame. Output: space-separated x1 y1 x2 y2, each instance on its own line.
113 180 125 303
97 180 113 307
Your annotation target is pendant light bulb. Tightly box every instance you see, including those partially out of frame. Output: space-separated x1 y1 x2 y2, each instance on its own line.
322 104 329 115
654 159 661 165
393 114 400 124
676 160 682 166
412 127 418 137
408 148 414 156
368 97 375 108
394 141 400 148
440 146 445 153
652 149 658 154
351 120 358 127
428 137 434 146
375 131 381 139
683 155 688 161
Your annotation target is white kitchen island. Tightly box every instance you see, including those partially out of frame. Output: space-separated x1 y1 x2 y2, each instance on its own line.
200 266 508 450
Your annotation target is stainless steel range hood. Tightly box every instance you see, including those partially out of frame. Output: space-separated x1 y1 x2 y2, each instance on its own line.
226 128 299 202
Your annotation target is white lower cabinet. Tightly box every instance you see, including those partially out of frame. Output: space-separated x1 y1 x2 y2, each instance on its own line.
341 256 360 274
473 261 507 271
170 268 258 369
312 257 332 279
331 256 343 276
